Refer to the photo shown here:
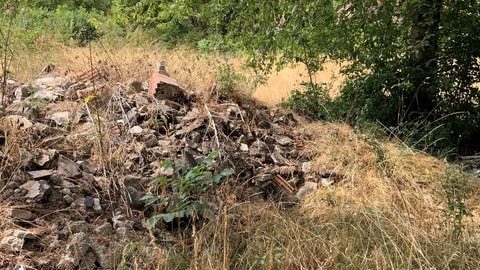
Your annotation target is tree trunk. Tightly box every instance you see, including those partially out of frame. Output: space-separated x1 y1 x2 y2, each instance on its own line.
406 0 442 119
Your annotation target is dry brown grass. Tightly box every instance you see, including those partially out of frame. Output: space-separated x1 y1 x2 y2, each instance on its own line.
120 122 480 270
4 41 480 269
9 41 257 101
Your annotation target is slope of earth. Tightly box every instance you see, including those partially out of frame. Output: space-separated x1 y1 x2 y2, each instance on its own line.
0 44 479 269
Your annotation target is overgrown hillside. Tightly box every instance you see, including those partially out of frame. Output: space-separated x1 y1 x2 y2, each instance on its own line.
1 1 480 269
0 43 479 269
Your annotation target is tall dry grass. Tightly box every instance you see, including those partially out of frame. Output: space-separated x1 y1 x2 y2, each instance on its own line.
122 122 480 269
4 40 480 269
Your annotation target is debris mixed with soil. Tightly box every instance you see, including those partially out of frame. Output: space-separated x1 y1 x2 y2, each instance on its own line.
0 64 340 269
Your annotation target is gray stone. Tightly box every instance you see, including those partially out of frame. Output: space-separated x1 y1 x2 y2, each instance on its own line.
19 148 33 168
58 155 81 178
63 221 89 235
8 208 34 220
46 111 70 126
296 182 318 200
20 180 52 202
84 196 94 208
249 140 268 157
240 143 249 152
321 177 335 187
27 170 54 179
271 147 290 165
186 131 202 148
93 198 102 212
301 161 312 174
61 180 78 191
125 186 146 208
63 195 74 205
0 230 36 251
33 149 56 167
273 134 293 146
58 232 97 269
144 133 158 148
128 125 143 135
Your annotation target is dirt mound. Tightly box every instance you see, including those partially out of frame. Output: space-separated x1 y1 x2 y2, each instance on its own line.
0 63 335 269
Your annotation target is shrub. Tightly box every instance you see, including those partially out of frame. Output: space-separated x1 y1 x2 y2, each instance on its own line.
281 82 332 120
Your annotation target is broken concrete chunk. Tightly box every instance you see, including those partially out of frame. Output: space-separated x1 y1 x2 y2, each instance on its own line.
301 161 312 174
249 140 268 157
271 147 290 165
273 134 293 146
5 101 35 119
0 230 36 251
58 155 81 178
32 87 63 101
321 177 335 187
27 170 55 179
8 208 34 221
20 180 52 202
33 149 57 167
4 115 33 129
93 198 102 212
240 143 249 152
128 125 144 135
296 181 318 200
14 86 30 100
46 111 70 126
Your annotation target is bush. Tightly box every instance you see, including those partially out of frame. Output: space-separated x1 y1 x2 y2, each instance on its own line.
281 82 332 120
54 6 103 46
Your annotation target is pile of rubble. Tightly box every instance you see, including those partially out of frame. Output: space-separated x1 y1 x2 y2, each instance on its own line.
0 65 339 269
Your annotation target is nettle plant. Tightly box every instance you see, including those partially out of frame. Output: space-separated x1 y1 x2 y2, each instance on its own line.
142 150 234 228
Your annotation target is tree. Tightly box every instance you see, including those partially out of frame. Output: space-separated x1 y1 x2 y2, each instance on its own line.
112 0 479 154
228 0 479 154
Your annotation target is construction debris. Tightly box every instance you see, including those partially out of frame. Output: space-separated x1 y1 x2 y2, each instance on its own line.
0 63 342 269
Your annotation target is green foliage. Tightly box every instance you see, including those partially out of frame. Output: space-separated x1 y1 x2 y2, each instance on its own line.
216 63 242 98
23 0 112 13
142 151 234 228
441 166 473 239
281 82 332 120
54 5 103 46
253 244 284 269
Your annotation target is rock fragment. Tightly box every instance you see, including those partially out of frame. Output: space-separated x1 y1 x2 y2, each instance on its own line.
57 155 81 178
296 182 318 200
20 180 52 202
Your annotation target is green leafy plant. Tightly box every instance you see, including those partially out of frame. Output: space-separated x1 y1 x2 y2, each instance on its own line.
142 150 234 227
253 244 284 270
217 63 242 98
441 166 473 239
281 82 332 120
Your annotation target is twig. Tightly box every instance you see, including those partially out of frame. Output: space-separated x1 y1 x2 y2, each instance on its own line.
204 104 220 149
272 174 295 194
